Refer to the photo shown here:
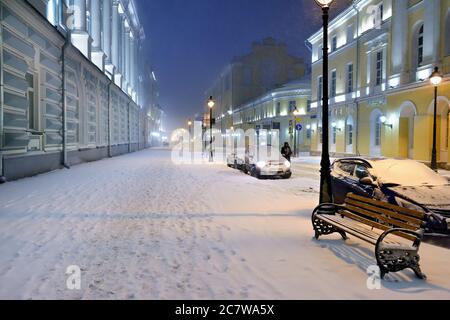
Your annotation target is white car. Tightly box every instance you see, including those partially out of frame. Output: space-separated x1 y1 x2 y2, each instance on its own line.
244 154 292 179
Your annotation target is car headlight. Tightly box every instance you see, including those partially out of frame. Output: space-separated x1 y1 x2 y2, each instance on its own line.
395 197 426 213
256 161 266 169
284 161 291 169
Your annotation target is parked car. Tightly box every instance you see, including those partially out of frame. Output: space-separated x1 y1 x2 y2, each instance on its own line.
227 151 245 170
243 152 292 179
330 157 450 232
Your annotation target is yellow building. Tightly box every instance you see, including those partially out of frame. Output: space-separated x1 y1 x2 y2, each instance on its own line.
232 78 312 153
207 37 306 134
307 0 450 168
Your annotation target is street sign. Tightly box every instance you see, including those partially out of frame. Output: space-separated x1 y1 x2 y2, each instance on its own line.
296 124 303 131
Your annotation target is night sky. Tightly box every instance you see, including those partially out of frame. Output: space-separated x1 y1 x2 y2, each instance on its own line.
135 0 351 132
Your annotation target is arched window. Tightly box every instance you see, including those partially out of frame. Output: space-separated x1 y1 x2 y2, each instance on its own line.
370 109 383 156
417 25 424 66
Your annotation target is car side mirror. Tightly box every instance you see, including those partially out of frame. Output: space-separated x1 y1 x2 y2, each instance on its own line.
360 176 375 186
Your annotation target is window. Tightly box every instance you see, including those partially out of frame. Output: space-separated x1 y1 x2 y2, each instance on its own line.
418 25 424 66
317 76 323 102
318 44 323 59
376 51 383 86
347 24 354 43
289 101 297 113
375 116 382 146
25 72 37 131
347 124 353 145
373 3 384 27
319 127 323 144
337 162 356 175
346 64 353 94
332 126 337 145
306 128 312 139
306 100 312 113
354 165 370 179
276 102 281 116
331 70 337 97
332 35 337 51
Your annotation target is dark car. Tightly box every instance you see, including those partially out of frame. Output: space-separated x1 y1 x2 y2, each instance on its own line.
330 158 450 232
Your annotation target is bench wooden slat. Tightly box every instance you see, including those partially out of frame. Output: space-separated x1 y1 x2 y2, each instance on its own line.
347 193 425 219
345 198 424 227
317 214 408 246
345 203 419 231
317 214 378 245
338 210 417 242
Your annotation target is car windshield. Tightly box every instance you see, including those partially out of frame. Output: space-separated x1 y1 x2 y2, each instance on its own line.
370 159 449 187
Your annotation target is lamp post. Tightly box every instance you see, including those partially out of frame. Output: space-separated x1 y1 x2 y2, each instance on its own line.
430 67 443 172
208 96 215 162
293 108 301 157
314 0 335 204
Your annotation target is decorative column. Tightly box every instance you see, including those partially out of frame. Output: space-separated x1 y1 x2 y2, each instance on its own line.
423 0 441 66
130 35 136 98
112 1 121 86
71 0 91 59
125 26 131 94
121 17 128 90
390 0 408 84
91 0 105 71
103 0 115 77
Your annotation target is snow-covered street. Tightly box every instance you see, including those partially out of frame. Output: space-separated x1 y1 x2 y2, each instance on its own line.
0 149 449 300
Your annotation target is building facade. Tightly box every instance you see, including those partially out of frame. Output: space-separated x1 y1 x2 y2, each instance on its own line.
307 0 450 167
0 0 157 181
232 78 312 154
207 37 307 134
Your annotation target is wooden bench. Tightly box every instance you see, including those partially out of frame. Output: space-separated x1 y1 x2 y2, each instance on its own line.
312 193 427 279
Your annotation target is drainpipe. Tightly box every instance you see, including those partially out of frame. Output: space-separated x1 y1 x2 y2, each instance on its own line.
353 1 361 156
61 36 70 169
0 23 5 183
128 100 132 153
107 81 112 157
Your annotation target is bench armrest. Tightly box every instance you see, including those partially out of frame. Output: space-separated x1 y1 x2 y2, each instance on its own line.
312 203 344 217
376 228 424 251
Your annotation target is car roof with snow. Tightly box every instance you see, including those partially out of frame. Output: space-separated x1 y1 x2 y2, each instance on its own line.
335 157 449 187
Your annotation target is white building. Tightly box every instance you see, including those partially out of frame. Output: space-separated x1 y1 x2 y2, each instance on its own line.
0 0 154 181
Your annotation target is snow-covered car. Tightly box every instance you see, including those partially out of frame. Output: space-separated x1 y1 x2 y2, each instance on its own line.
244 153 292 179
331 158 450 233
227 152 245 170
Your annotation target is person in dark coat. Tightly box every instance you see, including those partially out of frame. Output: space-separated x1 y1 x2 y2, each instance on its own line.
281 142 293 162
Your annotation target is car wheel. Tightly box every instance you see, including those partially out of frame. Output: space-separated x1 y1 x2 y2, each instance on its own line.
250 167 261 179
283 172 292 179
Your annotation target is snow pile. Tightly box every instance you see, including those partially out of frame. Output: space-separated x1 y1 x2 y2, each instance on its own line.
370 159 448 187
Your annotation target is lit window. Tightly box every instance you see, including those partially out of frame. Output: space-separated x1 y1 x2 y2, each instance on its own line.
375 117 382 146
347 64 353 94
317 76 323 102
376 51 383 86
331 70 337 97
418 25 424 67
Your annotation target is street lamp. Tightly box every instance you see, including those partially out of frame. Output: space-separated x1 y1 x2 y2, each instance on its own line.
293 108 301 157
314 0 335 204
430 67 443 171
208 96 215 162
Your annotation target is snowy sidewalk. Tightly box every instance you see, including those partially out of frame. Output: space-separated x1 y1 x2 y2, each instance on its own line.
0 149 449 299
